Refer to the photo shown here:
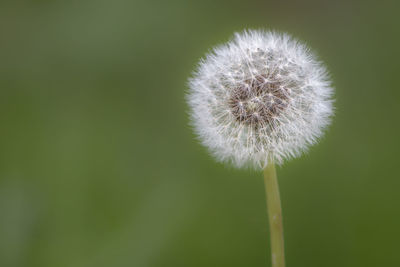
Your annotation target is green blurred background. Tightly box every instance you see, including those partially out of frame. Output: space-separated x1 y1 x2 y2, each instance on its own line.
1 0 399 266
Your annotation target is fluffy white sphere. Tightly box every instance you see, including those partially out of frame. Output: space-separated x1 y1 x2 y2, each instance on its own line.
187 30 334 169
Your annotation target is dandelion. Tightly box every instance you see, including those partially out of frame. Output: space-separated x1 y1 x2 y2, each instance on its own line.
187 30 334 267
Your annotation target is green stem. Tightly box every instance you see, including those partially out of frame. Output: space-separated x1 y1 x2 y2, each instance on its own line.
263 161 285 267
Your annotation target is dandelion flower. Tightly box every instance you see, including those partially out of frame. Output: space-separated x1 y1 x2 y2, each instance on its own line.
187 30 334 169
187 29 335 267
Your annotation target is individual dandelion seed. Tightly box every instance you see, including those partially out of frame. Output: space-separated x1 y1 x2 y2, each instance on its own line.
187 30 334 267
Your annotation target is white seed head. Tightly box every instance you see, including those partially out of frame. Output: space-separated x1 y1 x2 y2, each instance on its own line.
187 30 334 169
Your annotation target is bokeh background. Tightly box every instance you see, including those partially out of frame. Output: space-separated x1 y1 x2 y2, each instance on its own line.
1 0 400 266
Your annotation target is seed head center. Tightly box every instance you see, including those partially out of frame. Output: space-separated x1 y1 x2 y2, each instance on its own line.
229 75 289 127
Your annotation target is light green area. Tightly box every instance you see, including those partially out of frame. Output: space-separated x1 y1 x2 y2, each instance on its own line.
0 0 400 266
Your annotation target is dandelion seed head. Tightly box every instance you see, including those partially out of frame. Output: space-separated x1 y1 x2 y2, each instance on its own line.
187 30 334 169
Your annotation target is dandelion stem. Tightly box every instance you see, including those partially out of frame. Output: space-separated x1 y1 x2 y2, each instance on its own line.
263 162 285 267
